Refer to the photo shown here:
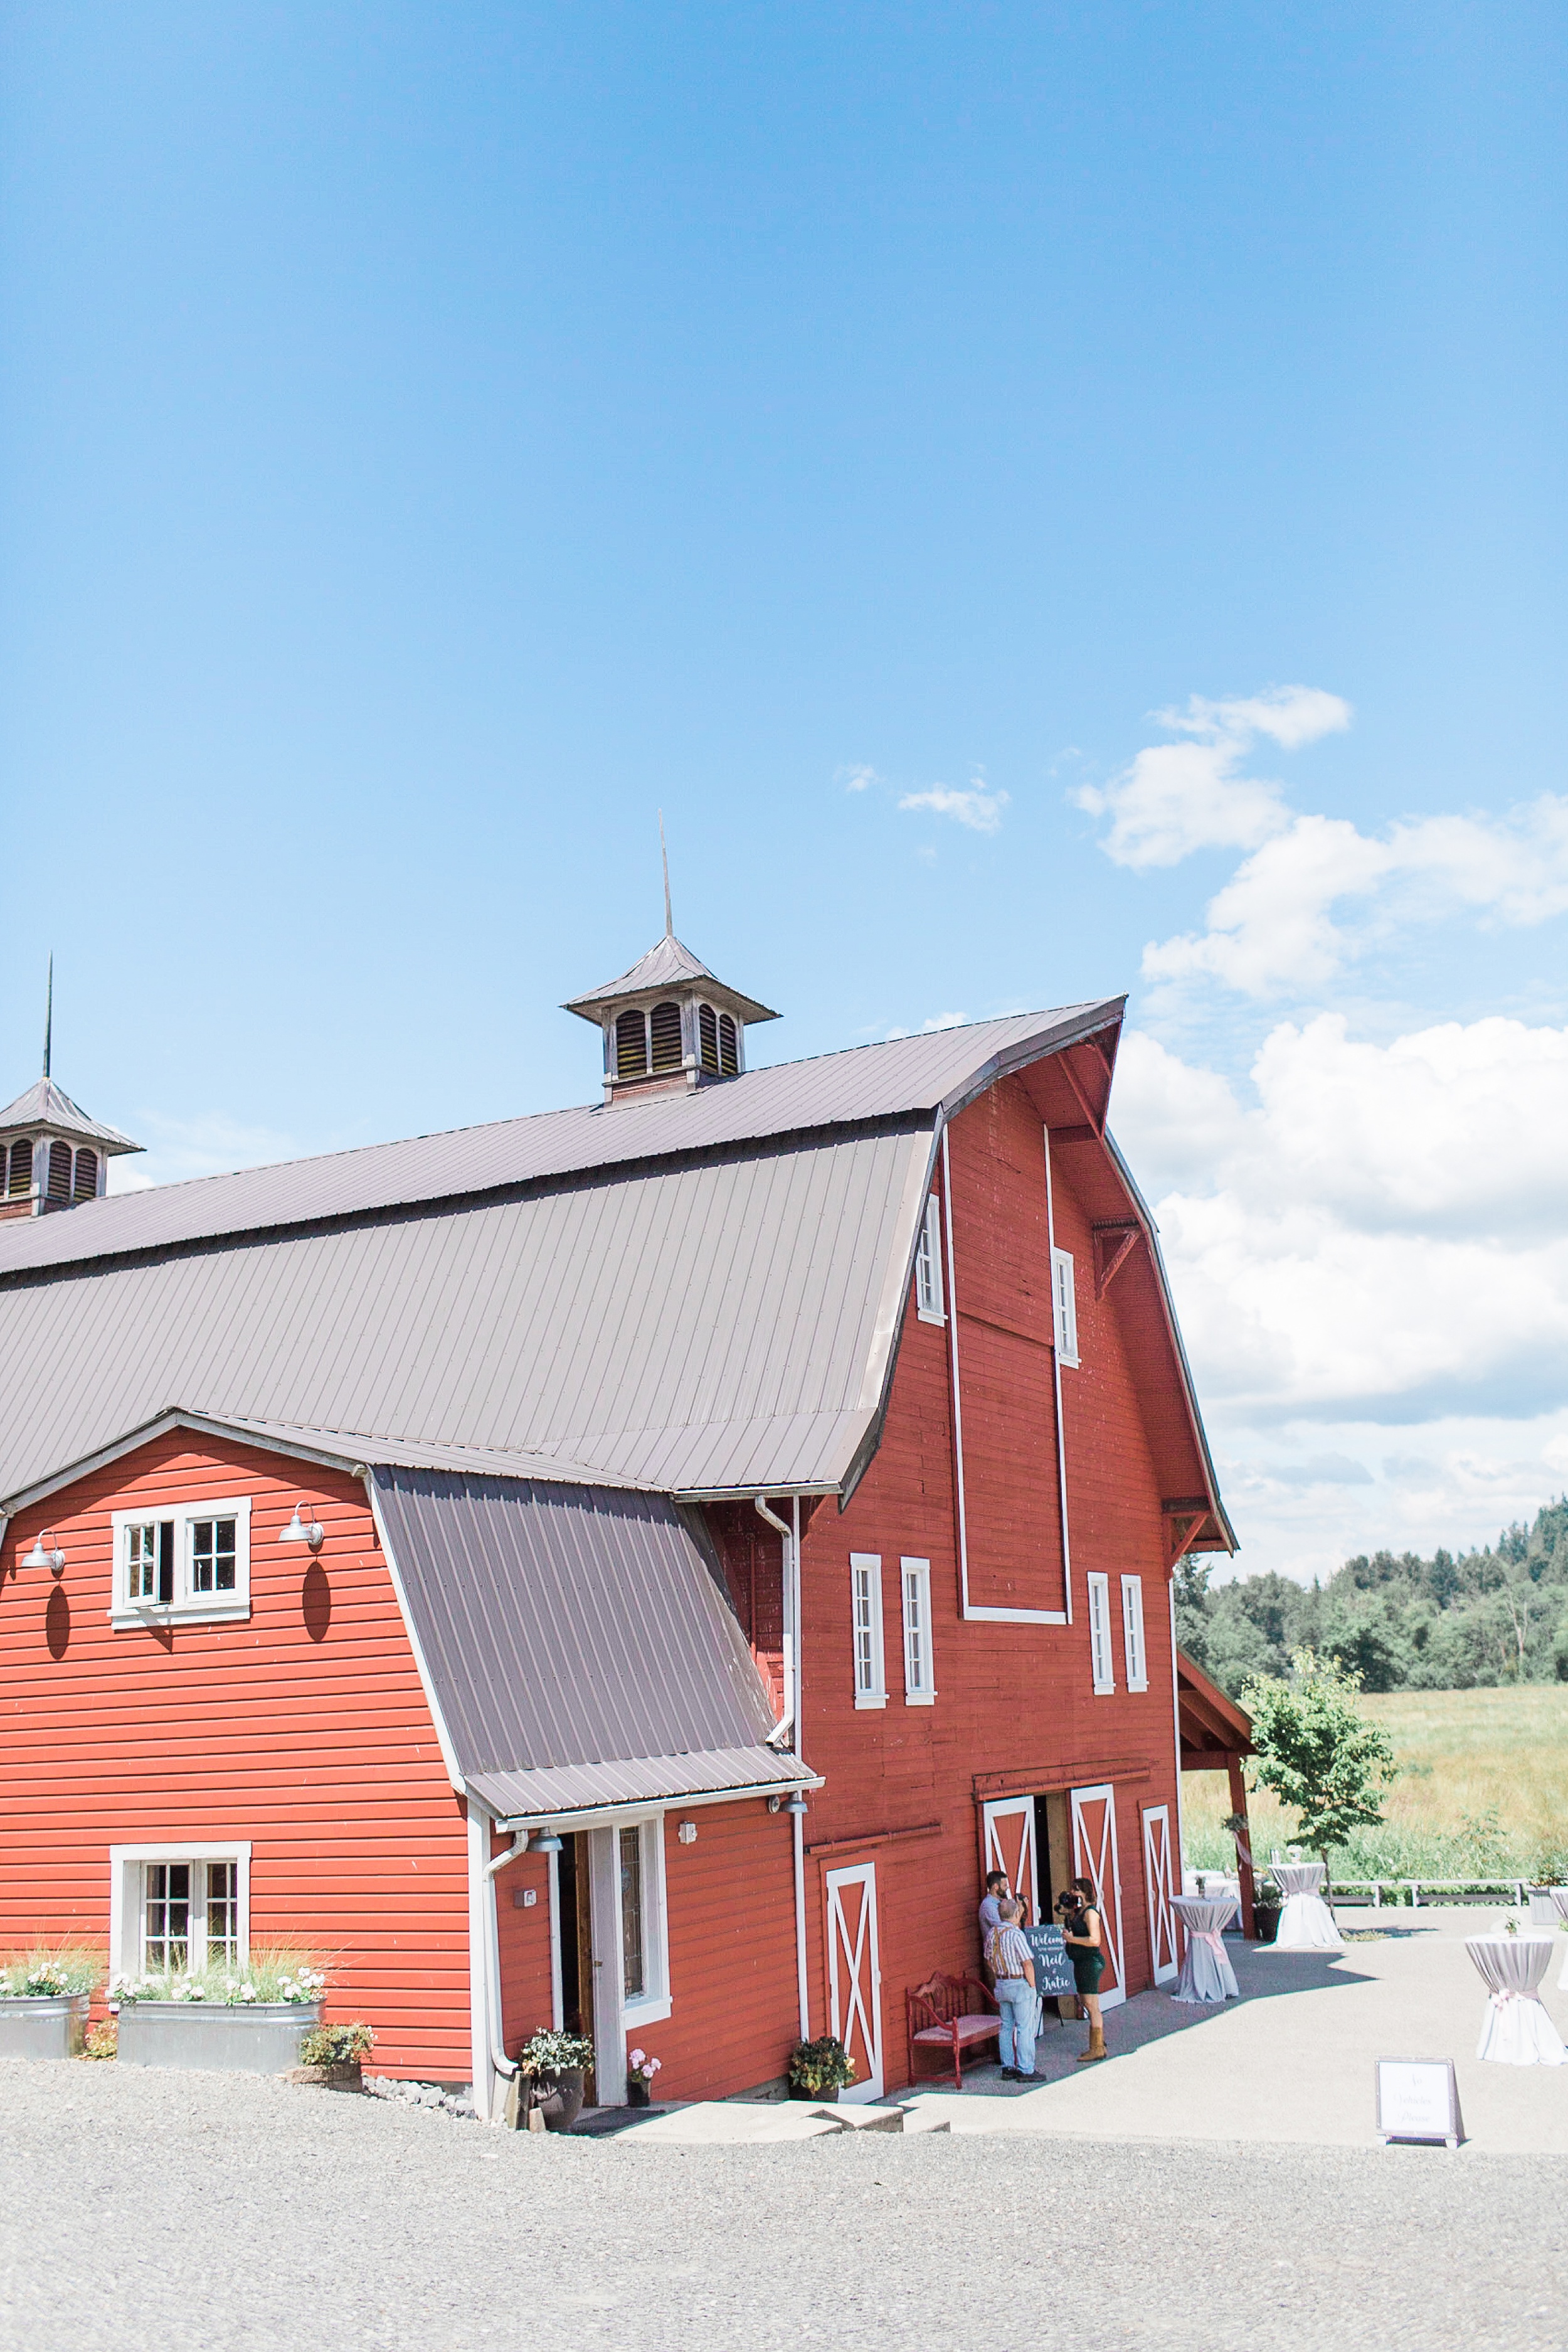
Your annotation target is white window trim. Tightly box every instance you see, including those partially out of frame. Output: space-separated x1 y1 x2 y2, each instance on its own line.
1121 1573 1148 1691
915 1193 946 1324
900 1556 936 1705
109 1843 252 1981
850 1553 887 1708
1087 1572 1115 1695
109 1496 252 1628
1052 1246 1080 1368
618 1814 672 2030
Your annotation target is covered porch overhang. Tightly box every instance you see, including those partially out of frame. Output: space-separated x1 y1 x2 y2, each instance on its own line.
1177 1650 1258 1937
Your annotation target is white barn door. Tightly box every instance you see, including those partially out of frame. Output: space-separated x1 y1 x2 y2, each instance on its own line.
1141 1804 1179 1986
1070 1783 1126 2009
981 1796 1039 1923
825 1863 884 2103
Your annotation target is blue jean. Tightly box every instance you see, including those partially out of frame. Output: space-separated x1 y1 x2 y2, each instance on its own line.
994 1977 1038 2073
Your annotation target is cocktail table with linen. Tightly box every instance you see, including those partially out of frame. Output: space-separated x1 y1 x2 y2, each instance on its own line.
1170 1893 1239 2002
1270 1860 1343 1952
1552 1890 1568 1990
1465 1933 1565 2065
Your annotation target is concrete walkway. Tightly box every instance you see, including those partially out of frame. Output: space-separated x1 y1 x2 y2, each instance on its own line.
901 1906 1568 2152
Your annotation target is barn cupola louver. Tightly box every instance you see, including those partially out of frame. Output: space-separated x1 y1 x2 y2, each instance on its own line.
563 918 778 1107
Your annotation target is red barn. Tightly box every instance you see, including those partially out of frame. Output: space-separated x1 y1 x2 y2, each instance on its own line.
0 932 1232 2113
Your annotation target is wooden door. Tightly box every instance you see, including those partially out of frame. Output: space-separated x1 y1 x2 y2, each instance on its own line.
981 1796 1039 1924
1070 1783 1126 2009
1141 1804 1179 1986
824 1864 884 2103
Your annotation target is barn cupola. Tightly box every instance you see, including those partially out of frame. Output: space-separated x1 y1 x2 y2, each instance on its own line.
563 918 778 1105
0 964 142 1217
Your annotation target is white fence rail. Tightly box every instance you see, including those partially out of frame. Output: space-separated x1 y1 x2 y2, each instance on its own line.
1329 1877 1534 1909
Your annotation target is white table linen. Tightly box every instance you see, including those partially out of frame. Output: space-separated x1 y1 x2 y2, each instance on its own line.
1465 1934 1565 2066
1269 1860 1344 1952
1170 1893 1240 2002
1552 1891 1568 1991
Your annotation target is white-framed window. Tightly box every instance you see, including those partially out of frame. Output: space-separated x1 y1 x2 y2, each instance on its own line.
1087 1572 1115 1693
109 1843 252 1980
900 1556 936 1704
850 1553 887 1708
110 1497 252 1627
914 1193 946 1322
617 1816 670 2026
1121 1574 1148 1691
1052 1246 1080 1367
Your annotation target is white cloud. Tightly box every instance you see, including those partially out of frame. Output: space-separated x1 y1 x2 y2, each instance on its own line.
881 1010 971 1041
898 781 1010 834
1074 684 1347 870
1111 1014 1568 1575
840 764 879 792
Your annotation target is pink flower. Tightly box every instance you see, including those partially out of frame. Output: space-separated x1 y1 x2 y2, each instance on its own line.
628 2046 645 2068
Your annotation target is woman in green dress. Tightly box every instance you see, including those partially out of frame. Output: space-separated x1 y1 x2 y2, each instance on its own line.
1059 1873 1108 2064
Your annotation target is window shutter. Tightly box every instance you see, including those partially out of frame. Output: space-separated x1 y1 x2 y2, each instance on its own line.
718 1013 738 1075
650 1001 683 1072
46 1140 72 1203
850 1553 886 1703
6 1138 31 1197
1121 1575 1148 1690
1052 1247 1079 1366
698 1003 719 1072
615 1010 649 1078
1088 1572 1113 1692
73 1147 97 1201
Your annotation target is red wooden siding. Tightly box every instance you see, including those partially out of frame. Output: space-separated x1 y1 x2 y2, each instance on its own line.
652 1802 798 2099
0 1431 471 2080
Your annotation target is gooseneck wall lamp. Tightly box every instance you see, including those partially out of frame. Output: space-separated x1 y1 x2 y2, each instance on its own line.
278 1503 326 1551
23 1531 66 1577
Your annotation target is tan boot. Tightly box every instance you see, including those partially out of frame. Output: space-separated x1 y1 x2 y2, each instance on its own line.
1076 2026 1107 2065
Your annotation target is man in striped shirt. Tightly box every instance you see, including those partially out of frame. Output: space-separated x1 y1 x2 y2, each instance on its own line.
984 1898 1039 2080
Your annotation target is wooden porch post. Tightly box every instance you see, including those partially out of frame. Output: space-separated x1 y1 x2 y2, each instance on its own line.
1226 1754 1256 1939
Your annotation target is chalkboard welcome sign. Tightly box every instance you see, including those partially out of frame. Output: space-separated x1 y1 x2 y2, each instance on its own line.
1023 1924 1076 1999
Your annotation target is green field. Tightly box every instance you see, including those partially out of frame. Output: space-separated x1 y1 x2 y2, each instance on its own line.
1182 1684 1568 1881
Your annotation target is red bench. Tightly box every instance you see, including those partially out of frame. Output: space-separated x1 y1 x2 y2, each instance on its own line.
907 1972 1000 2090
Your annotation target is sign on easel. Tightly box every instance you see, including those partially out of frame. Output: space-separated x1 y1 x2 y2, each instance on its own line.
1023 1923 1076 2001
1375 2058 1464 2148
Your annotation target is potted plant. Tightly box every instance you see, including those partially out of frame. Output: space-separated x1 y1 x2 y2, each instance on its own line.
518 2028 594 2131
0 1949 101 2060
787 2034 856 2102
626 2046 662 2107
113 1952 326 2074
292 2021 374 2091
1251 1880 1281 1945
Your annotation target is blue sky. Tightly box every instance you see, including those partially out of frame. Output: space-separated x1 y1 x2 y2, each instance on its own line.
4 5 1565 1578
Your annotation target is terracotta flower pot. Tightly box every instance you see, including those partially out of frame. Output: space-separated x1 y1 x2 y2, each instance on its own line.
531 2067 586 2132
287 2060 363 2092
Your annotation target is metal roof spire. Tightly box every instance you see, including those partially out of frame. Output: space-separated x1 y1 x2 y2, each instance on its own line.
659 811 673 938
42 954 53 1078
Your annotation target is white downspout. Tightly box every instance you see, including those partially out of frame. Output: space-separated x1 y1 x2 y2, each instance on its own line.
479 1824 531 2117
755 1493 810 2041
1042 1125 1074 1624
1170 1582 1188 1883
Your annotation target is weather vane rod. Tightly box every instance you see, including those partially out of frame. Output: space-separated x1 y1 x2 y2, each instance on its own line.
660 811 673 938
43 952 53 1078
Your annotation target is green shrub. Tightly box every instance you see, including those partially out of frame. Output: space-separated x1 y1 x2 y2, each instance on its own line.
299 2022 374 2065
518 2028 594 2076
82 2019 118 2060
787 2035 856 2094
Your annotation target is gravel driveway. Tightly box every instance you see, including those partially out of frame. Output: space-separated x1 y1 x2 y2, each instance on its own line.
1 2062 1563 2352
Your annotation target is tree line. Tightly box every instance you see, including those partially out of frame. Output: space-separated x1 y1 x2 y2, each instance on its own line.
1177 1496 1568 1701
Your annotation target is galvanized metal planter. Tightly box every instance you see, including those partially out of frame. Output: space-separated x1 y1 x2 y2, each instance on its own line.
117 1999 322 2073
0 1993 90 2060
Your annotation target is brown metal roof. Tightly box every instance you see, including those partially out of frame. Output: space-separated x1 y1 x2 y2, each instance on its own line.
0 1004 1120 1279
0 1076 140 1154
1177 1649 1254 1759
372 1465 807 1816
563 930 780 1026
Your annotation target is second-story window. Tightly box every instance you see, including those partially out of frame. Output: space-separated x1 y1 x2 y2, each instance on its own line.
1052 1247 1080 1367
901 1556 936 1703
112 1498 252 1627
850 1553 886 1707
1121 1575 1148 1691
915 1193 945 1321
1087 1572 1115 1693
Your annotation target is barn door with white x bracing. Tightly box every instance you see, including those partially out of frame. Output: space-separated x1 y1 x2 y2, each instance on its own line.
1070 1783 1127 2009
1141 1804 1179 1985
824 1863 884 2102
981 1796 1039 1924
